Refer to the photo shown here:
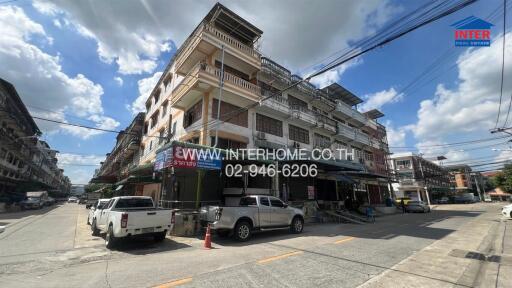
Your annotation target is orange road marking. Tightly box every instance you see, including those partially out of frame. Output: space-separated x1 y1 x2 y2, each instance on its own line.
154 277 193 288
334 236 355 244
257 251 303 264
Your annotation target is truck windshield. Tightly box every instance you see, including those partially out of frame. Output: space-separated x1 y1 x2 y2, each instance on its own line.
115 198 154 208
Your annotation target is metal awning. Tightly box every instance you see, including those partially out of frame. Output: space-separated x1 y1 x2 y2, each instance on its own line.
321 83 363 106
363 109 385 119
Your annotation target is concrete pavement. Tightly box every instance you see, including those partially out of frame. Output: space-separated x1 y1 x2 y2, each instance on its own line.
0 202 510 288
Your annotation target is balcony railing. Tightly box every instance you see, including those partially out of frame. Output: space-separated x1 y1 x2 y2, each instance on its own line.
204 25 261 59
336 123 356 139
290 105 317 125
261 57 291 85
174 24 261 71
260 89 290 114
316 114 337 132
335 101 367 123
202 64 261 96
314 138 331 149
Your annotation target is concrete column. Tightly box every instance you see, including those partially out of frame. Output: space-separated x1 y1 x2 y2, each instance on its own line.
200 92 210 145
416 187 422 201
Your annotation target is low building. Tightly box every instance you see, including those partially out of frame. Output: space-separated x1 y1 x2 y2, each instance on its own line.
389 152 452 204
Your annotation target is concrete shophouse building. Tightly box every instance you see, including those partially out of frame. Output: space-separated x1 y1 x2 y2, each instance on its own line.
136 3 391 210
0 78 70 208
389 152 452 204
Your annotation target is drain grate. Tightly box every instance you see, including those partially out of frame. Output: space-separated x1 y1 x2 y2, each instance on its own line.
449 249 512 265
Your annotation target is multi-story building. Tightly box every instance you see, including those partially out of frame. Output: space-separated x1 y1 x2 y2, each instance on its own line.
0 78 70 205
444 164 473 193
389 152 452 204
136 3 391 209
93 113 146 195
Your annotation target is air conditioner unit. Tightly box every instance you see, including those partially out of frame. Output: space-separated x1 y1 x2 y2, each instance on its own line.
256 132 266 140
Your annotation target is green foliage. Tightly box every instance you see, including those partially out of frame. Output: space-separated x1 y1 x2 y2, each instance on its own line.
491 164 512 193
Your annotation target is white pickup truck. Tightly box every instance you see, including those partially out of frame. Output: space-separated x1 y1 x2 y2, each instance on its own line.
200 195 305 241
90 196 175 248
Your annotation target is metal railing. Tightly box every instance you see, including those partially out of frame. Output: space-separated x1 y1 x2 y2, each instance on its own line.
204 25 261 59
335 101 367 123
261 57 291 85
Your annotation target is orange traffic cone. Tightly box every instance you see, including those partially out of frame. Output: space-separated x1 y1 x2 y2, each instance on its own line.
204 224 212 249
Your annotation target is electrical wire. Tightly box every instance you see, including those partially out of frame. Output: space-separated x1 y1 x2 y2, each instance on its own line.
496 0 508 128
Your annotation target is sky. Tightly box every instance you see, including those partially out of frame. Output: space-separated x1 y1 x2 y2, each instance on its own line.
1 0 511 185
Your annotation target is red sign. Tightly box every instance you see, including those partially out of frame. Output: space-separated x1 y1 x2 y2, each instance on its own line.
172 146 197 168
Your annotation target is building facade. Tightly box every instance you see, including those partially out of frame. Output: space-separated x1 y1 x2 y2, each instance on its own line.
114 3 390 209
389 152 452 204
0 78 70 205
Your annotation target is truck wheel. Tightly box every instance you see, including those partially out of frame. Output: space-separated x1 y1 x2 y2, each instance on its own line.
290 217 304 234
105 225 117 249
154 232 166 242
91 219 100 236
234 221 252 241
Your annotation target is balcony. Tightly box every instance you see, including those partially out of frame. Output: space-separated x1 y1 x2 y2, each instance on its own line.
289 105 317 127
260 57 291 86
257 89 290 117
334 122 356 140
315 114 337 134
314 137 331 149
171 63 261 110
354 132 371 146
174 24 261 75
311 89 335 111
333 101 367 125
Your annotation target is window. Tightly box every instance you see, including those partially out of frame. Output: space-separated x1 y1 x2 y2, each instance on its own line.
288 95 308 110
172 122 177 136
115 198 154 208
259 197 270 206
150 113 158 129
159 130 165 144
161 101 168 118
256 114 282 137
396 160 411 168
183 100 202 128
240 197 257 206
215 61 249 81
154 89 160 103
289 125 309 144
106 199 115 209
149 140 153 151
210 137 247 149
212 99 248 127
270 197 285 207
314 133 330 148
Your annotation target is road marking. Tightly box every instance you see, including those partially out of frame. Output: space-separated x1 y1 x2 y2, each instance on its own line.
334 236 355 244
153 277 193 288
257 251 303 264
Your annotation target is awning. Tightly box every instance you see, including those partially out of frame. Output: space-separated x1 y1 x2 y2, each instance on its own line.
332 174 357 184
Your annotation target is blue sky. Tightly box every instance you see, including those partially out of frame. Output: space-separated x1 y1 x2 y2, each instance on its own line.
1 0 510 184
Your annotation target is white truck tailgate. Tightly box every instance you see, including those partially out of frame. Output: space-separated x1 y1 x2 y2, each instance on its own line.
126 210 171 230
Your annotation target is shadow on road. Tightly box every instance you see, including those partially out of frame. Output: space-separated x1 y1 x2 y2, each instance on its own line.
107 236 192 255
205 208 485 247
0 204 63 223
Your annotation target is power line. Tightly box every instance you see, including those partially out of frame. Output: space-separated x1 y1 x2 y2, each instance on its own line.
185 0 478 133
389 135 510 149
495 0 508 128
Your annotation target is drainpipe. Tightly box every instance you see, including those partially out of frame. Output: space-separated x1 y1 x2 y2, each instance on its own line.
212 45 225 148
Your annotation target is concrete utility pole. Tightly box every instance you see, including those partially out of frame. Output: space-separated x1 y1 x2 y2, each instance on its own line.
472 173 483 201
417 156 431 206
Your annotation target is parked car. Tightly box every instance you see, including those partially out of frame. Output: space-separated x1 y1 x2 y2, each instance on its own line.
200 195 305 241
20 197 43 210
394 197 412 206
437 197 449 204
502 204 512 218
453 193 476 204
87 198 111 225
68 197 78 203
44 197 56 206
406 201 431 213
91 196 175 249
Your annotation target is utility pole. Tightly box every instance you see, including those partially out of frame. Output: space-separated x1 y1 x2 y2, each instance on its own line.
417 155 431 206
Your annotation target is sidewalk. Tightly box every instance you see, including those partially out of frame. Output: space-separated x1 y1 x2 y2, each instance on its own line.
358 204 511 288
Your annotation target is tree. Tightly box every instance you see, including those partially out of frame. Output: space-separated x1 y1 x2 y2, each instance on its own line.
491 164 512 193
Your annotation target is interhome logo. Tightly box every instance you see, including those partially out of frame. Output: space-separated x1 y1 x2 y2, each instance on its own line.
452 16 493 47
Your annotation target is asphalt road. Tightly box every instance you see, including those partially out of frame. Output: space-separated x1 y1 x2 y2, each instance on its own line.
0 202 510 288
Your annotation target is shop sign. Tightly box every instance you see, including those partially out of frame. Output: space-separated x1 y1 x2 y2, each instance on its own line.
154 145 221 171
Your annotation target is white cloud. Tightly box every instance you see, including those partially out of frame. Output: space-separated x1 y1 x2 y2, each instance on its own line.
57 153 106 184
129 71 163 114
384 121 413 148
0 5 119 139
32 0 399 74
114 76 123 86
309 59 362 88
360 87 403 112
53 18 62 28
413 33 512 142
